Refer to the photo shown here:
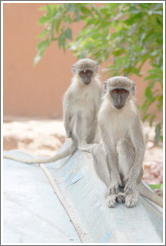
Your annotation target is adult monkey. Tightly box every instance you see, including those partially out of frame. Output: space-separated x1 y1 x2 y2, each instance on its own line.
81 76 163 208
4 58 102 164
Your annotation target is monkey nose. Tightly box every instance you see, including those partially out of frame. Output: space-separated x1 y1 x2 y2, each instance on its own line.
84 81 90 85
84 77 91 84
115 105 123 109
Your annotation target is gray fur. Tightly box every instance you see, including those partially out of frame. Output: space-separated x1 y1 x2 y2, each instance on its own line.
81 76 163 208
3 58 102 164
99 76 159 207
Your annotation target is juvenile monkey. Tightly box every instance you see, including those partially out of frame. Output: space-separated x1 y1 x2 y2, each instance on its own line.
4 58 102 164
82 76 163 208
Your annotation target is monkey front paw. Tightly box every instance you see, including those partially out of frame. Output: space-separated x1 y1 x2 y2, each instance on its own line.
116 192 125 204
106 194 116 208
125 191 138 208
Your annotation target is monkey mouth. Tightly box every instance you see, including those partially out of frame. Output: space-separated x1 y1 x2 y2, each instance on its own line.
114 105 124 110
83 79 91 85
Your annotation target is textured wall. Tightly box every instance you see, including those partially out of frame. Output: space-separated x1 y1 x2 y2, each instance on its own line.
3 3 162 121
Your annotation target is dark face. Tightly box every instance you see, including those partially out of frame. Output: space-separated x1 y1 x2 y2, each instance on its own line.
110 88 129 109
79 69 93 85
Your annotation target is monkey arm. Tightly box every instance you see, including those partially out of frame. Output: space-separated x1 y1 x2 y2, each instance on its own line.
99 125 122 192
125 115 145 192
64 112 71 138
105 151 122 190
63 93 72 138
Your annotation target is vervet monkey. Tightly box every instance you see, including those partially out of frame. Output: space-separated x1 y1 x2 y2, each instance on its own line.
4 58 102 164
101 76 143 208
81 76 163 208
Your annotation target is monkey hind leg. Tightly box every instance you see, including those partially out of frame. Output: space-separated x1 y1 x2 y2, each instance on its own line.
93 145 111 187
116 139 139 207
116 138 135 180
72 113 87 148
79 143 111 187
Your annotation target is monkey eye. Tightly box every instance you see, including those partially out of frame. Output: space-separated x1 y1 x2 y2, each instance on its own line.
112 89 119 94
79 70 93 76
121 89 127 94
86 70 93 75
112 89 127 94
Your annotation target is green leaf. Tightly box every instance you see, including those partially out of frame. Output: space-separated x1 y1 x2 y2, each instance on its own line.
35 3 163 143
37 39 50 50
37 39 50 56
149 114 155 126
58 32 66 49
39 5 47 11
55 19 61 33
37 29 49 39
142 113 151 122
38 15 50 25
91 5 102 16
145 87 154 102
80 6 92 16
105 3 119 12
50 23 54 41
75 7 80 21
155 123 161 145
65 28 72 40
149 183 163 190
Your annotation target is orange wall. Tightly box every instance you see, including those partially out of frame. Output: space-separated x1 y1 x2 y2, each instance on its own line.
3 3 162 121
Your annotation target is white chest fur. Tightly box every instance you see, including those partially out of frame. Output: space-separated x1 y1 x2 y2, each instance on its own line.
70 80 99 115
99 100 136 148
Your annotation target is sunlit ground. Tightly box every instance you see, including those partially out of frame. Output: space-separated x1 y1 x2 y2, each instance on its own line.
3 118 163 195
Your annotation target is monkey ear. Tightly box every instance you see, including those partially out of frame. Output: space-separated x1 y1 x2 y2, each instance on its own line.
72 65 76 74
131 82 136 95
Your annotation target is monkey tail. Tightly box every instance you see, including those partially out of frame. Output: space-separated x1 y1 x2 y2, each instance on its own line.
3 140 77 164
138 181 163 208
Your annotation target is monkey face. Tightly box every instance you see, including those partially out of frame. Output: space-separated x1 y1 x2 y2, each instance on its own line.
72 58 98 86
79 69 93 85
110 88 129 109
104 76 135 110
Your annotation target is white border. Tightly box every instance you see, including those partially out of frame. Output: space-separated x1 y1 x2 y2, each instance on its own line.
1 1 4 245
1 1 165 3
162 1 165 245
1 1 165 245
